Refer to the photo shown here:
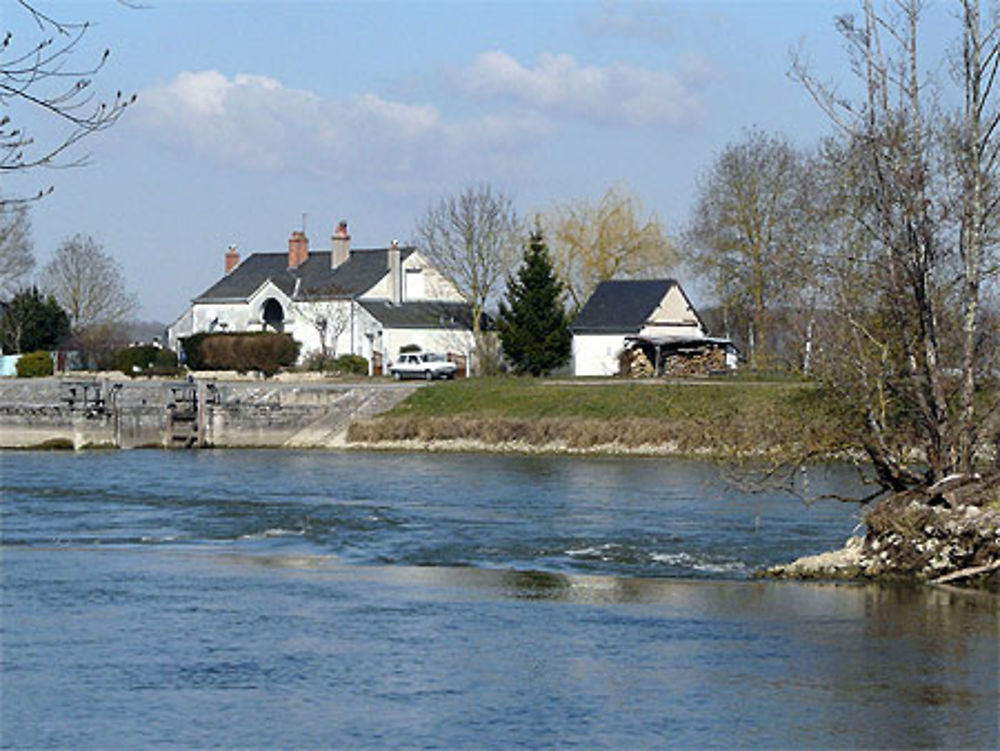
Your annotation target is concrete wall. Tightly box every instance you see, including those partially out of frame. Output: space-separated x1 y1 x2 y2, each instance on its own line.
0 378 417 450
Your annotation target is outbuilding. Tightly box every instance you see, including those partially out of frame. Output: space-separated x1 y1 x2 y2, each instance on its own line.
570 279 734 376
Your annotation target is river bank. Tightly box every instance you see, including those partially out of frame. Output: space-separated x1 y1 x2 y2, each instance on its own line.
346 376 856 460
765 472 1000 591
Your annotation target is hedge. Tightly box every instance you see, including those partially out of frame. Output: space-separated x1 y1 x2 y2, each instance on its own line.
115 345 179 376
181 332 300 376
16 351 54 378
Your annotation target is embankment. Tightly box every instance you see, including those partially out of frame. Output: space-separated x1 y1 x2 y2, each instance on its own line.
346 377 856 459
764 472 1000 591
0 377 418 449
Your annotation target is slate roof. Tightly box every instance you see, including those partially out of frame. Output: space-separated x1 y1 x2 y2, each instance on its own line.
193 247 416 302
571 279 695 334
358 300 479 330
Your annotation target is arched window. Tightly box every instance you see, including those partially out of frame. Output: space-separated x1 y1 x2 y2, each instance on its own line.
262 298 284 332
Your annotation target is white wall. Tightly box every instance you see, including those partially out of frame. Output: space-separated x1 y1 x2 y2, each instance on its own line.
166 308 194 351
414 254 463 301
641 285 705 338
572 334 626 376
364 251 463 302
640 321 704 338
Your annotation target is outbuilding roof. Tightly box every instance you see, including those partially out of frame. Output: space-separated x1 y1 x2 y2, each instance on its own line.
193 247 416 303
358 300 479 330
571 279 694 334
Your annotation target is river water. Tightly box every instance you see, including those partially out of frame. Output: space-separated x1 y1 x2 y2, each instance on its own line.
1 450 996 749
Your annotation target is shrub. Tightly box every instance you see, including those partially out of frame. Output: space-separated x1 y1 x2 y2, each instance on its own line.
180 332 210 370
303 352 333 372
399 343 422 353
16 350 54 378
330 354 368 376
115 345 180 377
187 332 300 376
154 348 179 370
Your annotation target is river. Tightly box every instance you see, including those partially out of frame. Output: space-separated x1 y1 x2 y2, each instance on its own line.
1 450 996 749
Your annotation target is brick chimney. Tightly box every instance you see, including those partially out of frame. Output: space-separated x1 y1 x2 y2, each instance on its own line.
224 244 240 274
331 220 350 268
288 230 309 268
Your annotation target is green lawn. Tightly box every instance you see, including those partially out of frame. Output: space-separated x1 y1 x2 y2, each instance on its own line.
348 376 855 456
389 376 831 422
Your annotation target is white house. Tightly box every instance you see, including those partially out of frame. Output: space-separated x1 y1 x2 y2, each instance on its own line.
167 221 477 369
570 279 735 376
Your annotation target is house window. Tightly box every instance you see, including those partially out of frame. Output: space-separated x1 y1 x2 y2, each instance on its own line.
405 268 425 299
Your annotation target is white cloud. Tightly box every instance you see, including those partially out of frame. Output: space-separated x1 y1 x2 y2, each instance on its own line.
457 51 706 127
132 54 705 190
133 70 548 182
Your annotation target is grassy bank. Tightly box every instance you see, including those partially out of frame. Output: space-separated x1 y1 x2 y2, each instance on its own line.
347 377 859 457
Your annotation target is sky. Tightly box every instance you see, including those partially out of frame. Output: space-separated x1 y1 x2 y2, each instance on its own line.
6 0 959 323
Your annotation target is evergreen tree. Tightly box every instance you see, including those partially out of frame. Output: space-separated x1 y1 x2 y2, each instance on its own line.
0 287 71 354
497 231 572 375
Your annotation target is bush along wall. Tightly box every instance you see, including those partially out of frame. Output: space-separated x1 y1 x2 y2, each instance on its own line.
115 345 180 377
330 354 368 375
16 351 54 378
181 332 300 377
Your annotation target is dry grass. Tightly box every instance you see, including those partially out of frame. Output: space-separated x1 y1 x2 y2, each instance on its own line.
348 405 853 457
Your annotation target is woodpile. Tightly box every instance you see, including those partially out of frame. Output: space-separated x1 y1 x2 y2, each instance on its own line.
622 348 654 377
621 344 728 378
663 348 726 376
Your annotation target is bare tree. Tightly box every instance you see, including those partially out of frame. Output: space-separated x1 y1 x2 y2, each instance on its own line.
545 185 676 311
793 0 1000 488
953 0 1000 474
297 300 350 359
40 234 137 331
415 183 520 373
2 1 136 204
687 128 816 369
0 200 34 295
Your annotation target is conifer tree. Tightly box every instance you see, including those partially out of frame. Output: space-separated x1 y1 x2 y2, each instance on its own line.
497 231 571 376
0 287 71 354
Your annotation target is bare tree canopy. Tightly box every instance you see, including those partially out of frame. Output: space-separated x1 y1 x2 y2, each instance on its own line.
792 0 1000 489
0 200 34 295
297 300 349 359
40 234 138 330
1 1 136 204
546 185 676 311
687 129 816 369
414 183 520 372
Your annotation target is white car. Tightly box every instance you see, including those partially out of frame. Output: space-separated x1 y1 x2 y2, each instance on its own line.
389 352 457 380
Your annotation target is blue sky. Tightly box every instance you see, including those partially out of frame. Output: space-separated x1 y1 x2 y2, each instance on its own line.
7 0 957 322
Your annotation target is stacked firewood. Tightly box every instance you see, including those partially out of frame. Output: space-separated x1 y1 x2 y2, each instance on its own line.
662 348 726 376
623 348 654 377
